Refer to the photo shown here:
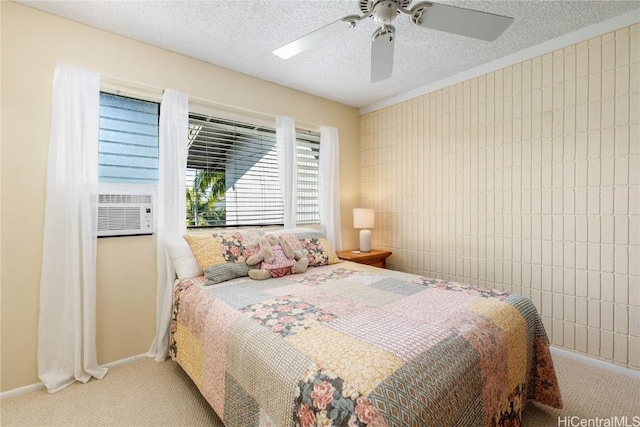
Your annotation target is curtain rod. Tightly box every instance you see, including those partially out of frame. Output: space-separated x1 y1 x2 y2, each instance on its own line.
99 75 320 132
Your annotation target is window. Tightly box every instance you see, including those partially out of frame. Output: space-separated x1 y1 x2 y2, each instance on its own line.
98 94 319 228
99 92 159 184
186 113 320 228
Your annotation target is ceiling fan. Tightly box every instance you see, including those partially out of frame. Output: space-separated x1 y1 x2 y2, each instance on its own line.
273 0 514 83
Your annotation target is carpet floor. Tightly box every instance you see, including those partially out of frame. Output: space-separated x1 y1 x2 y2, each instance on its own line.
1 353 638 426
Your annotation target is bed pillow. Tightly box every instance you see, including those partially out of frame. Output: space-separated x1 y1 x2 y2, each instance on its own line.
183 230 262 285
164 236 203 279
272 230 340 267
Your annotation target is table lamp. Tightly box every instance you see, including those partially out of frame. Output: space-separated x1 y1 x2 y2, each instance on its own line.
353 208 374 252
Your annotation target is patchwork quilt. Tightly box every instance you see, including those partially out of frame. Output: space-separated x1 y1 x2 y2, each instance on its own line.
170 262 562 427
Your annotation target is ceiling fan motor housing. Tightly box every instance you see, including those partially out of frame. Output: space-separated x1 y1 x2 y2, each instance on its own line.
373 0 398 24
360 0 412 23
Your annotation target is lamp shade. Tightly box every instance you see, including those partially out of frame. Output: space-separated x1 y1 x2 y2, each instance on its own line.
353 208 374 229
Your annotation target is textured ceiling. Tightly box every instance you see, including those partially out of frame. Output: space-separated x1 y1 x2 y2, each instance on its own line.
16 0 640 109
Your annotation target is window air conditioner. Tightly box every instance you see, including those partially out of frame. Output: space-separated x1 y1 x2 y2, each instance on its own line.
97 192 155 237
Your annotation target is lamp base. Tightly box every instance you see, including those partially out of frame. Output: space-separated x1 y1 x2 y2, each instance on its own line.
359 229 371 252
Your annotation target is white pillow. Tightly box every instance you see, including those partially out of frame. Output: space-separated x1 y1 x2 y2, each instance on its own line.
164 236 203 279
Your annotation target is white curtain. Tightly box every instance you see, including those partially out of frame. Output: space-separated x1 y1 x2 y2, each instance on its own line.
148 89 189 362
38 63 108 393
276 116 297 229
319 126 342 250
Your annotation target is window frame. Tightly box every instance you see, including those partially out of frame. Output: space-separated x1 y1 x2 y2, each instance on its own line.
185 112 321 229
97 88 322 231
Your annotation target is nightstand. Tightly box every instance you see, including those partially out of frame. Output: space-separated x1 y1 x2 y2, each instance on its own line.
336 249 392 269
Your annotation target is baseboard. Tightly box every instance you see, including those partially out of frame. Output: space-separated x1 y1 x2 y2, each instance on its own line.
550 346 640 380
0 352 149 400
103 352 149 369
0 382 45 399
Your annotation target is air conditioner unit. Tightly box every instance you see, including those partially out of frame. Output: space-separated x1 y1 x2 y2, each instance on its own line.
97 192 154 237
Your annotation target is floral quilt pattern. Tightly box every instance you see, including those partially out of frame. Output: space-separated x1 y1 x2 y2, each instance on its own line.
212 230 260 263
413 276 511 300
241 296 336 338
294 368 385 427
291 268 356 286
171 263 562 427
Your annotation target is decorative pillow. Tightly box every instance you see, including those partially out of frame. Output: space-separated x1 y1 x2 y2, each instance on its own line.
183 230 262 285
164 236 203 279
205 262 251 284
182 234 226 271
274 231 340 267
212 230 261 263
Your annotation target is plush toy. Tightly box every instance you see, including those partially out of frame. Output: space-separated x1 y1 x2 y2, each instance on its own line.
246 235 308 280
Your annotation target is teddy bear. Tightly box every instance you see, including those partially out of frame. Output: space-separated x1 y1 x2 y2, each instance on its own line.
246 234 308 280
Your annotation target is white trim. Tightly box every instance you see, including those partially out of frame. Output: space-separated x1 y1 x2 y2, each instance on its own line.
550 346 640 380
189 95 320 132
189 100 276 131
360 8 640 115
105 352 149 369
0 382 45 399
100 75 320 132
100 76 164 103
0 353 149 399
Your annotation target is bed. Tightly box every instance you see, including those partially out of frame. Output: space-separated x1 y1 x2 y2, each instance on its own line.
168 230 562 427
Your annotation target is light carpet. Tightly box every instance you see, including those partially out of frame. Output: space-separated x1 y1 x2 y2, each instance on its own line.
1 354 638 426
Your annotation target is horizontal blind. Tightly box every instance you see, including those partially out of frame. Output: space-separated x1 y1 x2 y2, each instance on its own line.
296 130 320 224
99 92 159 184
186 113 320 228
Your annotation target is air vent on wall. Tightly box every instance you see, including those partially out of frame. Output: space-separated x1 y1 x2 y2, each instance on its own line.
97 192 154 237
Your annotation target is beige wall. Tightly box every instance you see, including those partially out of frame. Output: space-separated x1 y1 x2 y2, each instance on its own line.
0 1 360 392
360 24 639 370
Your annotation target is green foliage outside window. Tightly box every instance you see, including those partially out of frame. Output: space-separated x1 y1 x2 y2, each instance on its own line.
186 170 226 227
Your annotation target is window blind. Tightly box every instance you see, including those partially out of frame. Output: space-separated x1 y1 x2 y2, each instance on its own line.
99 92 159 184
186 113 320 228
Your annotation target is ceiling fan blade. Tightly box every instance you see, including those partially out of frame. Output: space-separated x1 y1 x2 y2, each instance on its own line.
411 2 513 41
273 18 356 59
371 26 395 83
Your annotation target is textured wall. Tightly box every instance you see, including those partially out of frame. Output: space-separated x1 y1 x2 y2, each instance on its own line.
359 24 639 369
1 2 360 392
